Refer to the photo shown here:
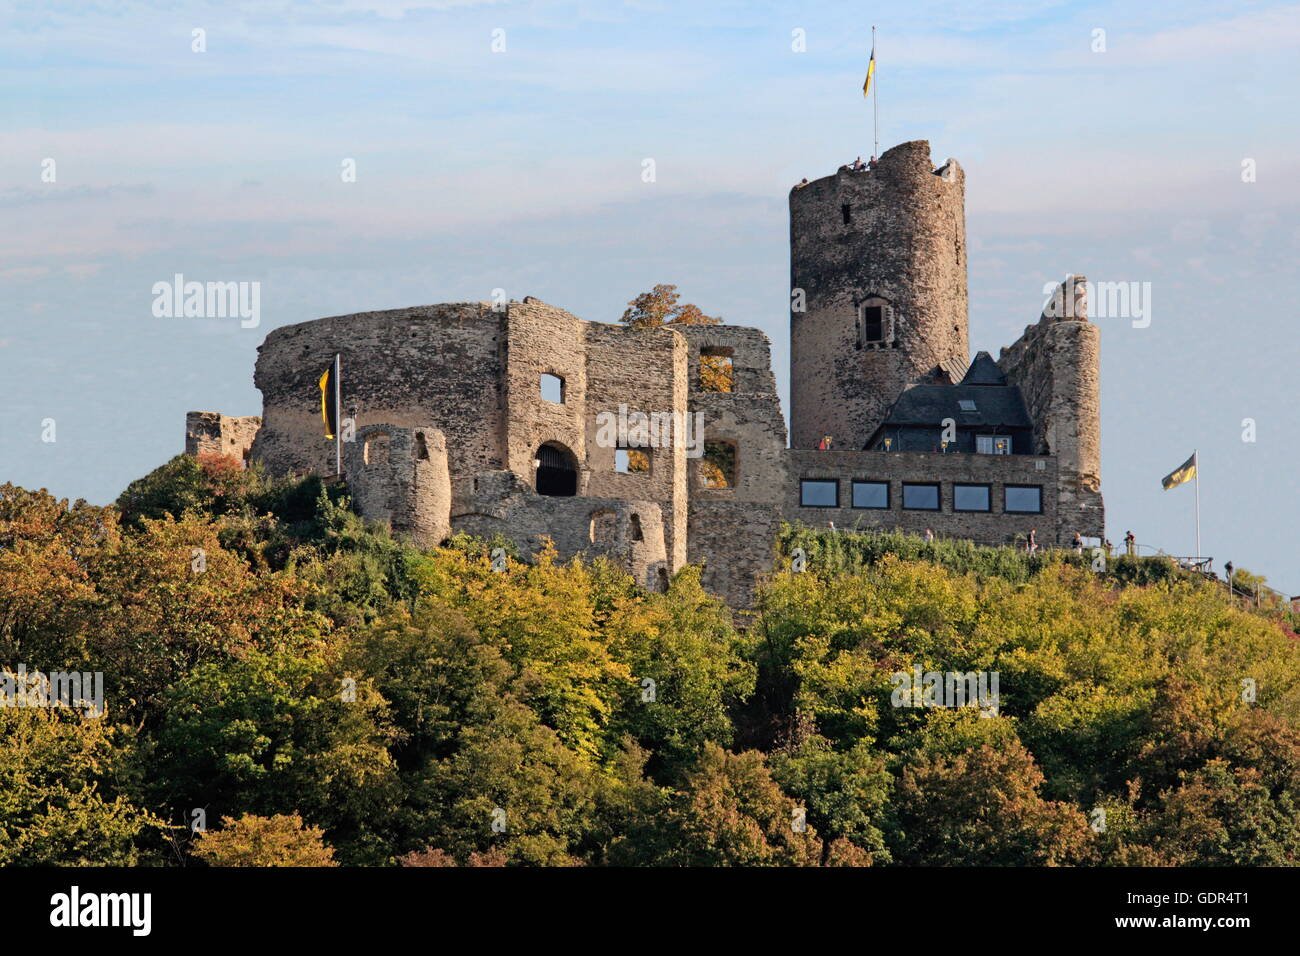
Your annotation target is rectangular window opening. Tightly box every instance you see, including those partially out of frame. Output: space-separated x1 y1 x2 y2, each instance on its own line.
1004 485 1042 514
616 448 651 475
851 480 889 509
954 483 991 512
902 482 941 511
540 373 565 404
701 440 737 488
699 348 734 393
800 479 838 508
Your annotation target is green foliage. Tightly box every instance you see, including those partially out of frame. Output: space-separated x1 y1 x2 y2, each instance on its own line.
1 475 1298 866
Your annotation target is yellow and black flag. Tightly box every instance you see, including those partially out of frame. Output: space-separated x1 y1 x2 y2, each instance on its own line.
319 355 340 440
1161 451 1197 490
863 40 876 98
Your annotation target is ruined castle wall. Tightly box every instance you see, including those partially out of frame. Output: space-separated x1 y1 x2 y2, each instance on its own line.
578 322 689 571
789 140 969 451
251 303 506 478
344 424 451 546
675 324 789 607
451 470 670 591
185 411 261 463
784 449 1061 545
998 277 1103 540
503 299 590 488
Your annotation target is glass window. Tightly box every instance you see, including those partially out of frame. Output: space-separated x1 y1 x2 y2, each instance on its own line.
902 482 940 511
1005 485 1042 513
954 484 991 512
976 434 1011 455
852 481 889 509
801 479 838 508
958 399 977 412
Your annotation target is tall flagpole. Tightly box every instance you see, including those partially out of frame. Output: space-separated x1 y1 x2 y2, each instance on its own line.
334 353 342 477
872 26 879 161
1194 449 1201 557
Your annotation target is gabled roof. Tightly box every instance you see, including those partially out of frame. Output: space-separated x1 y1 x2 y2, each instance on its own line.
959 351 1007 386
878 382 1032 429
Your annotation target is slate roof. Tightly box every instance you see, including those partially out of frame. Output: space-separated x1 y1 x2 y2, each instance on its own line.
960 351 1007 386
879 382 1032 429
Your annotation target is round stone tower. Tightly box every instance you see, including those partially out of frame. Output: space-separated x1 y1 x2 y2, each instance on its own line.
789 140 969 450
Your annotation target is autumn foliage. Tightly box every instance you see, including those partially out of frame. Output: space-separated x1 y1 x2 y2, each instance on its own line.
1 469 1298 866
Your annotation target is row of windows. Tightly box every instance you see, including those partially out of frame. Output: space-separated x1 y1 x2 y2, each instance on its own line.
800 479 1043 514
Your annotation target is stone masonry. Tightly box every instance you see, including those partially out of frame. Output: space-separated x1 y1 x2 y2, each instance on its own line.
185 139 1103 606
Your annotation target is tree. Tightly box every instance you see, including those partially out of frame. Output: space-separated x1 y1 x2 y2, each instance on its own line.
659 744 822 866
192 813 338 866
0 705 164 866
619 284 720 329
890 740 1095 865
619 285 732 393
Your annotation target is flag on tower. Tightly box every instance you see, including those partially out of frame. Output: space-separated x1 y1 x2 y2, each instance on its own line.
1161 451 1197 490
863 41 876 98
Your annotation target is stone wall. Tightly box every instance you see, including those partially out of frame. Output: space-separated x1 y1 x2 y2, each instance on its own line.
998 276 1104 541
789 140 969 450
251 302 506 478
784 449 1066 546
451 470 670 591
675 324 789 608
184 411 261 464
343 423 451 546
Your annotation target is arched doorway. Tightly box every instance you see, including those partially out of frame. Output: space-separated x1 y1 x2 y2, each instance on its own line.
535 442 578 497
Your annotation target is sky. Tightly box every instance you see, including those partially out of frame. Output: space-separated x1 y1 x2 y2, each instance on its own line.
2 0 1298 592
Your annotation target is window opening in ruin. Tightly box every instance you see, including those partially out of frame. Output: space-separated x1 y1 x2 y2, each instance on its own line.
699 347 734 393
841 203 852 225
657 568 669 592
616 448 651 475
415 432 429 460
540 373 565 404
701 441 737 489
630 514 644 541
862 305 884 343
364 431 390 465
589 509 616 544
535 442 578 496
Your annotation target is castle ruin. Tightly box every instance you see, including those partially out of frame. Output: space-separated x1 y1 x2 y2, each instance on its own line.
185 140 1102 608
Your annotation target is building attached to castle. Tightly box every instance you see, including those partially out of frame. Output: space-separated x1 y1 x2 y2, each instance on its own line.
185 140 1102 608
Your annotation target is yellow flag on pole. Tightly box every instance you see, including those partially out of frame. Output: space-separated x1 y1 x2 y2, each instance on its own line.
863 42 876 98
1161 451 1197 490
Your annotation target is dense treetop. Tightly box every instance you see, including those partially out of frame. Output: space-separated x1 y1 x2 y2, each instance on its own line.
0 457 1296 866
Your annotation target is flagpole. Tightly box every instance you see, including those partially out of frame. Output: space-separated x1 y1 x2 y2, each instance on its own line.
1194 449 1201 557
872 25 879 161
334 353 342 477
